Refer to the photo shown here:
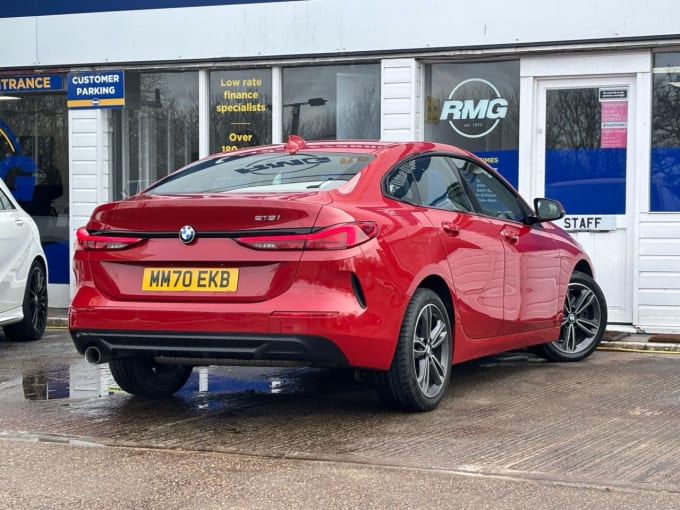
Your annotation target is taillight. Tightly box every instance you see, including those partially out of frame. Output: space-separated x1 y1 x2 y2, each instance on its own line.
236 222 378 251
76 227 144 250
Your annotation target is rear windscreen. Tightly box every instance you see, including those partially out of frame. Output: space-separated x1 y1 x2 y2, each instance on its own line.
145 152 375 194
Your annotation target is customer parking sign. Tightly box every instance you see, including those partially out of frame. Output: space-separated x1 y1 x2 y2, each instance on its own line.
67 71 125 109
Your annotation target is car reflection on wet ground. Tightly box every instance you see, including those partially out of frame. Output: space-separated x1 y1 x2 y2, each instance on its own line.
4 361 349 406
0 329 356 407
0 329 542 408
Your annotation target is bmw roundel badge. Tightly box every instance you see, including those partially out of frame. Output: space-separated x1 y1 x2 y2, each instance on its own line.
179 225 196 244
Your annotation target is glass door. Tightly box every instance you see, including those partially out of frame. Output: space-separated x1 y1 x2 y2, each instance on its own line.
534 77 636 324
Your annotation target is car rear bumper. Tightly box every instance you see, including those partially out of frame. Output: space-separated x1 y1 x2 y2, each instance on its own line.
70 329 350 367
68 301 403 370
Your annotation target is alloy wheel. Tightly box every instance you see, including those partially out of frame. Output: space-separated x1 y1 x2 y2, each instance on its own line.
412 303 450 398
28 265 48 333
555 282 603 354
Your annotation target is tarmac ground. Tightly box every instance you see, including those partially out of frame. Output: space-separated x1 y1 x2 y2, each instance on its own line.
1 321 679 509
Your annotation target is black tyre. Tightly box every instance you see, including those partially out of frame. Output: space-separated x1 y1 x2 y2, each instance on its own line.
374 289 452 412
532 271 607 362
109 358 193 398
3 260 48 342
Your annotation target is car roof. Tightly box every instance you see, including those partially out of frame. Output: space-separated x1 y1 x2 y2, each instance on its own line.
204 137 478 162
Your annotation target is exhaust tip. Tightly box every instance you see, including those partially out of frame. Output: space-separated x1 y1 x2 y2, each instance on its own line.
84 345 103 364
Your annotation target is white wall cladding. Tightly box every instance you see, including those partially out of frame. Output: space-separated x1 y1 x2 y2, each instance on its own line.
381 59 421 141
68 109 112 299
638 215 680 332
2 0 680 67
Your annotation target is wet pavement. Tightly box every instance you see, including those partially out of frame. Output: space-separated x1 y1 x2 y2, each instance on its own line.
1 328 679 508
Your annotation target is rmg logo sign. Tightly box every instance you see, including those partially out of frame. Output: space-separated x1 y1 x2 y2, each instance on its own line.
439 78 508 139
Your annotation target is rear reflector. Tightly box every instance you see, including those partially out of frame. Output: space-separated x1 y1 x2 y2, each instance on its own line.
76 227 144 251
236 222 378 250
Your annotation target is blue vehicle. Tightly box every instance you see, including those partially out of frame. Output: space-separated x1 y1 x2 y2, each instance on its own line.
0 118 37 202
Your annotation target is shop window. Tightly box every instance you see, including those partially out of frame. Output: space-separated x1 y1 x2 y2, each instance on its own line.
1 94 69 284
423 61 520 188
112 71 199 200
282 64 380 140
210 69 272 153
651 52 680 212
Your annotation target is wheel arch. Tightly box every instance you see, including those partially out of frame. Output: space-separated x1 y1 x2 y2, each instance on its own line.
34 254 48 271
30 254 49 284
417 275 454 315
573 259 593 278
416 274 456 353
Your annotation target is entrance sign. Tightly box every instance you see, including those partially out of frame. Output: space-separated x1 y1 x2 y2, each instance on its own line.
67 71 125 109
0 74 64 93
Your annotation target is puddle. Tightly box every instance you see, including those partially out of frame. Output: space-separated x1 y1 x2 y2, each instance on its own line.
0 359 334 404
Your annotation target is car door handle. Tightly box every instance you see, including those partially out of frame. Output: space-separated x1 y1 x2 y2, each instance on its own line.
501 229 519 243
14 217 24 227
441 221 460 237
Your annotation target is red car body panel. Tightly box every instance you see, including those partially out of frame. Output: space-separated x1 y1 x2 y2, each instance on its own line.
69 140 593 371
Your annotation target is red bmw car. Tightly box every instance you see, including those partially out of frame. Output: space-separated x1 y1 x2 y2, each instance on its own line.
69 137 607 412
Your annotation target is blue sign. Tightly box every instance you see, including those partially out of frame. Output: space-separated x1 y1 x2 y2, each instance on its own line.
3 1 292 18
0 74 64 93
67 71 125 109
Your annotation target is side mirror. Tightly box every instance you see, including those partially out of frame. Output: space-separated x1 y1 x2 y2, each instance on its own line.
532 198 565 223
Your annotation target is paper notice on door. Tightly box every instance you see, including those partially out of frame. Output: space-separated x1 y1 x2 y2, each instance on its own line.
599 89 628 149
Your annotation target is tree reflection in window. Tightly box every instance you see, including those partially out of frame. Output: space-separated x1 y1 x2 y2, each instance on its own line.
651 66 680 211
652 72 680 147
546 88 600 150
282 64 380 141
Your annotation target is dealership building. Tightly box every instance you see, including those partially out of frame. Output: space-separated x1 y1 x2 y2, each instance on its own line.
1 0 679 332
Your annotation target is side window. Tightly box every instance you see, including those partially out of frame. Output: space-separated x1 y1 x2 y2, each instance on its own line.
456 160 525 221
385 156 475 213
0 187 15 211
413 156 474 212
385 160 418 203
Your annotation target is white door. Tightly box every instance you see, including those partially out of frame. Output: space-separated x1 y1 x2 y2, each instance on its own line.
534 76 636 324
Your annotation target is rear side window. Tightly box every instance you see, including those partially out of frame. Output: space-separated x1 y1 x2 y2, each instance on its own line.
145 152 374 194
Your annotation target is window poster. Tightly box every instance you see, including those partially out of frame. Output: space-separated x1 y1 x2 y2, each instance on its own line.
599 88 628 149
209 69 272 153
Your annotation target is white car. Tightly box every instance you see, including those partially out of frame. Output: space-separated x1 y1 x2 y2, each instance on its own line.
0 177 48 341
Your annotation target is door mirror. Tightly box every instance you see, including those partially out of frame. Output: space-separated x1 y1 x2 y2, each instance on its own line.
533 198 565 222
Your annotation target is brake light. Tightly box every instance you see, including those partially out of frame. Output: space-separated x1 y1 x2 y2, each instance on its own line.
236 222 378 250
76 227 144 250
